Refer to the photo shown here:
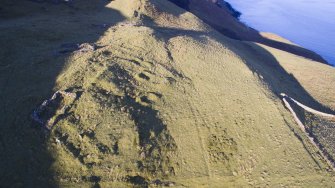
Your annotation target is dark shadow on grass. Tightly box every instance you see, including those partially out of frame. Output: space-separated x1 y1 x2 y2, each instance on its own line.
165 0 334 110
0 0 126 187
233 41 335 113
148 24 335 113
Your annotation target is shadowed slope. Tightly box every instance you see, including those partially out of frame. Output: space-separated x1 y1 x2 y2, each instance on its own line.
0 0 126 186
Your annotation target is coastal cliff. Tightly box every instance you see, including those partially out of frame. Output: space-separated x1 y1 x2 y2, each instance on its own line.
171 0 329 64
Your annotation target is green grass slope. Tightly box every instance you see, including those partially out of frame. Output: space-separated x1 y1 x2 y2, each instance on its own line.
0 0 334 187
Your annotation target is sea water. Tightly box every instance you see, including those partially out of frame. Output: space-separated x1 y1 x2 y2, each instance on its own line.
226 0 335 66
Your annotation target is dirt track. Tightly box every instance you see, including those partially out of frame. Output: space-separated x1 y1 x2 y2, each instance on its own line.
281 93 335 171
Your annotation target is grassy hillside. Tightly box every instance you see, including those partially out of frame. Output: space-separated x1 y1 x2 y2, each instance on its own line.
0 0 334 187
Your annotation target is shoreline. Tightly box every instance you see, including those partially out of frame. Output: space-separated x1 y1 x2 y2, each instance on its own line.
223 0 334 67
168 0 331 65
216 0 241 19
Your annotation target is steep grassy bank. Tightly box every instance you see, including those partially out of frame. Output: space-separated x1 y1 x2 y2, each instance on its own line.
0 0 334 187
